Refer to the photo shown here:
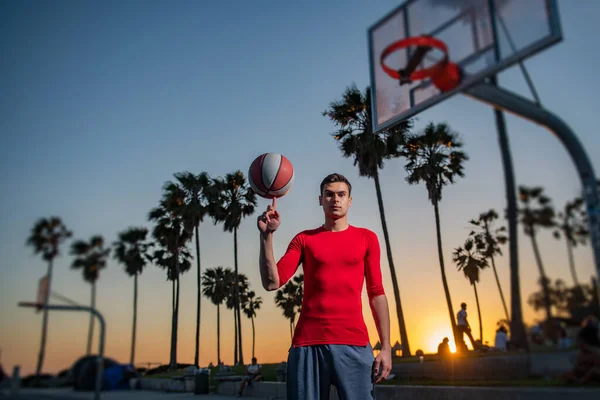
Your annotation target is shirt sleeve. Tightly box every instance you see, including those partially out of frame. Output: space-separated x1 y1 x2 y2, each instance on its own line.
276 232 304 287
364 229 385 300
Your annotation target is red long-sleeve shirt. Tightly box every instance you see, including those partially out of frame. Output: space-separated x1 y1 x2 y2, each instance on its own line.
276 225 385 347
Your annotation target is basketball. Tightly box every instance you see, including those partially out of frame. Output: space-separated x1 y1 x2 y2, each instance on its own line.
248 153 294 199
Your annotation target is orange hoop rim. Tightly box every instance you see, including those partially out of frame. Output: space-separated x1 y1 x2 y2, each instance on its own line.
380 36 451 82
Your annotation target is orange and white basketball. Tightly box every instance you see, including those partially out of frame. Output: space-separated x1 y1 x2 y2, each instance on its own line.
248 153 294 199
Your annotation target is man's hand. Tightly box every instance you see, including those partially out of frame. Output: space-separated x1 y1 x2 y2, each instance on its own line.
373 346 392 383
257 198 280 234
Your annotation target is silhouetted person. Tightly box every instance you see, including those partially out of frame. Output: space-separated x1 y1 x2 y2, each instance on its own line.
437 337 451 357
494 326 508 352
557 327 572 349
456 302 478 350
238 357 263 397
563 316 600 384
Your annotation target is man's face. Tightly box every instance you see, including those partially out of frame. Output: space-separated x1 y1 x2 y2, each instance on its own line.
319 182 352 219
462 304 467 310
252 358 257 365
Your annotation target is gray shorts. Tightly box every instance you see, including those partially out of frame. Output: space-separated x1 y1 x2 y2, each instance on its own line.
287 344 375 400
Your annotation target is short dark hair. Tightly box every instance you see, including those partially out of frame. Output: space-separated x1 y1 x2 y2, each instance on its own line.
461 302 467 308
320 173 352 195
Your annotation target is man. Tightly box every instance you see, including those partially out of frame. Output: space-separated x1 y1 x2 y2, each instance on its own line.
456 302 477 350
237 357 263 397
257 173 392 400
437 337 451 357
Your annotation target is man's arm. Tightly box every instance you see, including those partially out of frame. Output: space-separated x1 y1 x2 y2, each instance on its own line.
371 294 392 383
259 232 279 291
257 200 281 291
364 230 392 383
257 199 302 291
371 295 391 350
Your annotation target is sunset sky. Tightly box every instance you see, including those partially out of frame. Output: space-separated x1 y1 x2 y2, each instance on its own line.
1 0 599 375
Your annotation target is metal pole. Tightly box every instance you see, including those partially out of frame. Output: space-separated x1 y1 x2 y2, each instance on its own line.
486 0 529 351
18 303 106 400
465 82 600 306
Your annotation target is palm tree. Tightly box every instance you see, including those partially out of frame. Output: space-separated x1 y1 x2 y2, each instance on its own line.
70 235 111 355
453 238 488 343
290 274 304 314
469 210 510 321
165 171 211 367
211 171 257 365
553 197 589 287
518 186 555 325
323 84 413 356
226 272 250 365
242 290 263 359
274 274 304 340
402 122 469 348
202 266 231 364
26 217 72 376
149 186 193 370
113 227 153 365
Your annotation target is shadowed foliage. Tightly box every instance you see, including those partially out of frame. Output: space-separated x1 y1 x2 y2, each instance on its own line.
149 185 193 370
70 235 111 355
202 266 233 364
275 274 304 341
553 197 589 287
26 217 72 376
165 171 212 367
518 186 555 329
211 170 257 365
453 237 488 342
113 227 153 365
402 121 468 349
469 209 510 321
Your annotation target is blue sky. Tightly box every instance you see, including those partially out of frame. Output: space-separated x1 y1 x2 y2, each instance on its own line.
1 0 599 374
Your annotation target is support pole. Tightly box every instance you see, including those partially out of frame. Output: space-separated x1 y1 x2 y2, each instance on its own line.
19 303 106 400
465 82 600 306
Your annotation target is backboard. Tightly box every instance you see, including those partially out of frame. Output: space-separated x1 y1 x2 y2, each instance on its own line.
368 0 562 133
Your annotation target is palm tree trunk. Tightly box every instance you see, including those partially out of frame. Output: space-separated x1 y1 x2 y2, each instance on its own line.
489 254 510 321
217 304 221 364
35 260 54 377
234 227 244 365
565 237 580 287
169 279 175 365
86 281 96 355
169 244 181 370
251 315 256 359
433 201 460 347
130 273 138 365
233 309 238 365
175 276 180 366
491 75 528 350
194 224 202 367
373 171 411 356
530 233 552 322
473 283 483 343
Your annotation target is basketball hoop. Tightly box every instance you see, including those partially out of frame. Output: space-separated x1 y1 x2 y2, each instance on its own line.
380 36 461 93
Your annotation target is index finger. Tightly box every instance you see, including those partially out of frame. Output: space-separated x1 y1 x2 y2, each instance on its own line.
271 197 277 208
